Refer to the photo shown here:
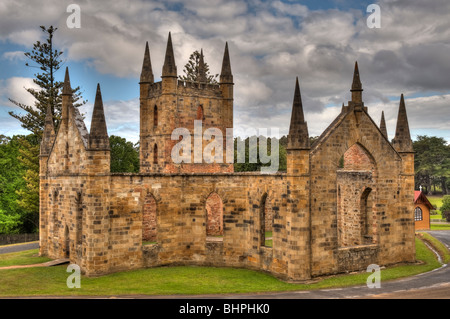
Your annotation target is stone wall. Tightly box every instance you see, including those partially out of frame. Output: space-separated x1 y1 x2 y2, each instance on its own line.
309 108 415 277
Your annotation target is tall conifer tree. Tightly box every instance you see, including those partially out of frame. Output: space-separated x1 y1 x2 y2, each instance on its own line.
7 26 85 232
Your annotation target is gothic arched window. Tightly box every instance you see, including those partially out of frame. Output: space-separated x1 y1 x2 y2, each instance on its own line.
414 207 423 221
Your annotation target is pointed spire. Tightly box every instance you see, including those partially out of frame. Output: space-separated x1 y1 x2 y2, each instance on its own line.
162 32 177 77
61 67 72 128
379 111 388 139
62 67 72 95
392 94 413 152
197 49 207 83
350 61 363 103
40 104 56 155
88 84 110 150
140 41 154 83
351 61 362 91
290 77 304 124
220 42 233 84
287 77 309 150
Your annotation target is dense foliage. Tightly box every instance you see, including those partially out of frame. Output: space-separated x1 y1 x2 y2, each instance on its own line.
109 135 140 173
413 135 450 194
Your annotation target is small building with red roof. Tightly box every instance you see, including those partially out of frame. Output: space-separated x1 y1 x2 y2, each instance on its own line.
414 191 433 230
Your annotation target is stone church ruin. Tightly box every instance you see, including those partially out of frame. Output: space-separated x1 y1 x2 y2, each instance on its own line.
39 33 415 280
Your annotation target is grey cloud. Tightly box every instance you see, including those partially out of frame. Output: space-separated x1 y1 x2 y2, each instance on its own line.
1 0 449 141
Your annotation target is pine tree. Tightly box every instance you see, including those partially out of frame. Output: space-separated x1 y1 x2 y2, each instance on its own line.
7 26 86 232
8 25 85 139
179 50 218 84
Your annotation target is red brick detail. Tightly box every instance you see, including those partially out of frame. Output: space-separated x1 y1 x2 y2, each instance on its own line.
343 144 374 171
206 193 223 236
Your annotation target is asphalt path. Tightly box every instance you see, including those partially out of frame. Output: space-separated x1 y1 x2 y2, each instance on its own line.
0 241 39 255
216 229 450 299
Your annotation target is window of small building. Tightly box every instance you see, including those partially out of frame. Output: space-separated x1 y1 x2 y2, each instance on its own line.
414 207 423 221
153 105 158 126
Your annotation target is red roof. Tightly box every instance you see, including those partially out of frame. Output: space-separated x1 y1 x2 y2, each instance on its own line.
414 191 433 209
414 191 421 202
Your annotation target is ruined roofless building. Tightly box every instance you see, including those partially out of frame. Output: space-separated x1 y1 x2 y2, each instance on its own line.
39 33 415 280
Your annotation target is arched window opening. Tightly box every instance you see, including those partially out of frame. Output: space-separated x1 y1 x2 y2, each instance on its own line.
196 105 204 121
153 105 158 126
143 193 157 244
414 207 423 221
64 225 70 259
206 192 223 238
361 187 374 244
153 144 158 165
260 193 273 247
75 192 83 246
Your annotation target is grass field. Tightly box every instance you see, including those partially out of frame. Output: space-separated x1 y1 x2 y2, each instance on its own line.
0 235 447 297
427 195 449 220
428 195 443 210
431 223 450 230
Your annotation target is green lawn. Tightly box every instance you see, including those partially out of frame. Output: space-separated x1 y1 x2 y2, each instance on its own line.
428 195 443 208
0 235 447 297
431 223 450 230
428 195 444 217
0 248 51 267
417 232 450 264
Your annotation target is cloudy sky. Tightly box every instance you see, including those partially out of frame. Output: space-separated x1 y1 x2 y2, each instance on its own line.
1 0 449 143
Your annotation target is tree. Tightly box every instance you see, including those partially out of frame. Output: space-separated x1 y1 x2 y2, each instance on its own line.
15 135 40 232
441 195 450 222
0 135 27 233
8 25 85 139
110 135 140 173
7 26 86 233
413 135 450 194
233 136 286 172
179 50 218 84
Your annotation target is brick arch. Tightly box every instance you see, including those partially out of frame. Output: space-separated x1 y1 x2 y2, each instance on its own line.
196 105 204 121
200 188 228 207
341 142 377 172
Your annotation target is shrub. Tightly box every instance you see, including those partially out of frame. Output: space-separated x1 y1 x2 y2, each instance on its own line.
443 211 450 222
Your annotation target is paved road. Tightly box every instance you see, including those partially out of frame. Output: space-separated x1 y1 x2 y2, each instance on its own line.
220 230 450 299
0 242 39 255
